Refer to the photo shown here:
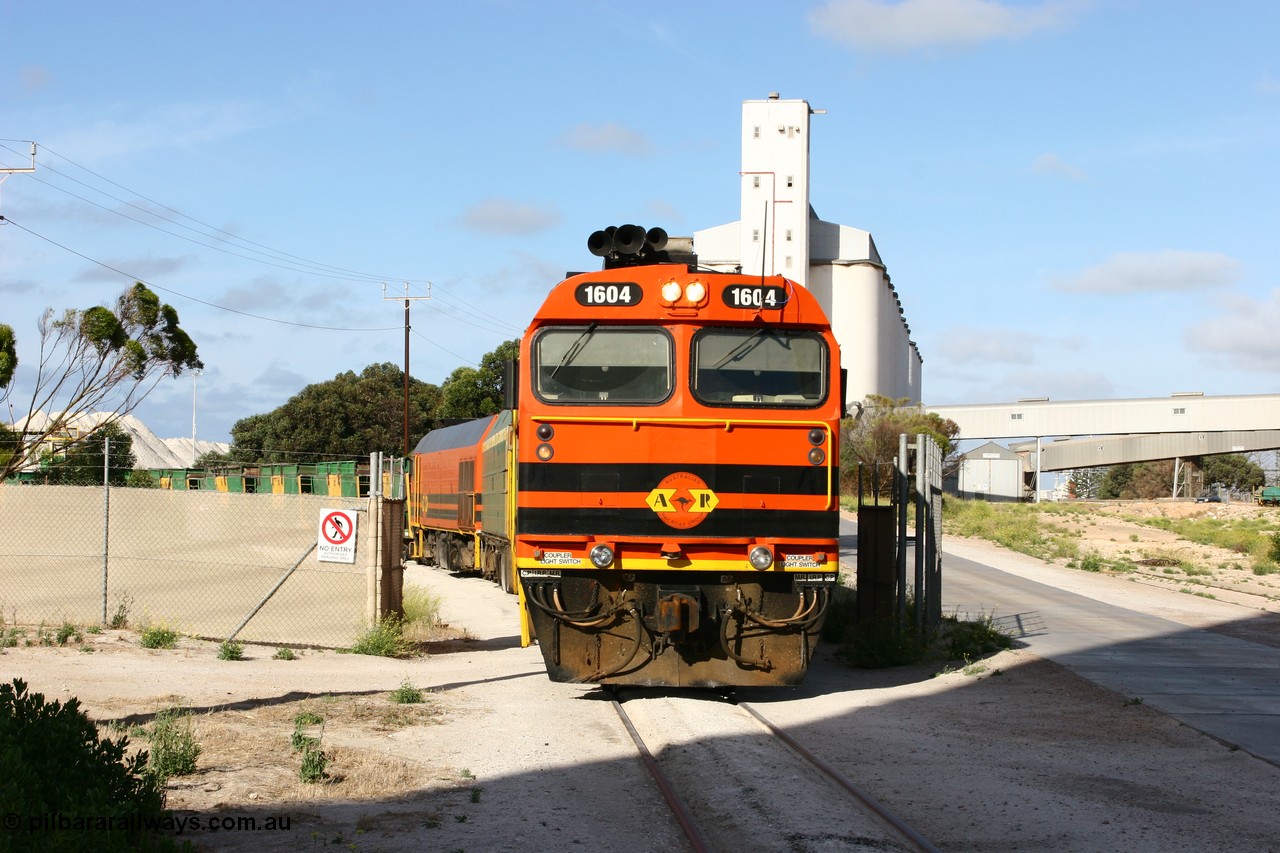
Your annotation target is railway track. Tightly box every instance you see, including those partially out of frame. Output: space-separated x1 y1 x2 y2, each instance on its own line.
607 687 941 853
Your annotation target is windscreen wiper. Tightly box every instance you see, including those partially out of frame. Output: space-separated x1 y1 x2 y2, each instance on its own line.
549 322 598 381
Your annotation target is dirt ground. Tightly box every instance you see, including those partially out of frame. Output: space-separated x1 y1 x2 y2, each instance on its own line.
3 501 1280 852
1030 499 1280 617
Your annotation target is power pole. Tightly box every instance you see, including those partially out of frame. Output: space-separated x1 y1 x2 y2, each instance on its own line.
383 283 431 457
0 142 37 215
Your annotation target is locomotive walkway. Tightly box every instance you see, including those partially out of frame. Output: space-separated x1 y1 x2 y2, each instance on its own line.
838 516 1280 768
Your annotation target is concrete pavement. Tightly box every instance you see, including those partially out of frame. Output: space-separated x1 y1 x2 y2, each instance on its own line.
839 517 1280 768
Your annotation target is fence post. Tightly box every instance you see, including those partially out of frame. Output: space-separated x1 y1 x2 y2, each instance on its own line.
101 434 110 625
366 451 382 625
895 433 909 629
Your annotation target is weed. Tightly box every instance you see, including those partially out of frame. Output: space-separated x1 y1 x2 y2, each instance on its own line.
470 786 483 803
86 624 102 635
273 647 297 660
109 594 134 629
140 625 178 649
390 678 424 704
1079 552 1104 572
146 708 201 781
961 657 989 676
299 744 328 783
55 622 83 646
346 614 410 657
291 710 324 753
217 640 244 661
1125 696 1144 706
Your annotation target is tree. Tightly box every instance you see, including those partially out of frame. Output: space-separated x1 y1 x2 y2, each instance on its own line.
1201 453 1265 495
228 363 442 461
840 395 960 492
35 422 136 486
0 282 201 482
437 339 518 421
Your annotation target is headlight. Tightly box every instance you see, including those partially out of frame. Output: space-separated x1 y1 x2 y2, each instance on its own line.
748 545 774 570
589 544 615 569
661 281 683 302
536 443 554 461
684 281 706 303
808 447 826 465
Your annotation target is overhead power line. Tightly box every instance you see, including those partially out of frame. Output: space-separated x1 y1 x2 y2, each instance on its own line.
2 216 400 332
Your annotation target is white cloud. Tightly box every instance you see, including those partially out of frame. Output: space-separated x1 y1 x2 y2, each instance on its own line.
1257 73 1280 96
1031 152 1088 181
71 254 191 285
558 122 652 157
937 326 1039 365
20 66 51 92
457 198 562 236
808 0 1082 53
1184 288 1280 372
50 100 274 163
1051 250 1241 294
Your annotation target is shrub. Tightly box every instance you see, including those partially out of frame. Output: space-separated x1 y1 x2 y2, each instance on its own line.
272 647 297 661
146 709 200 781
216 640 244 661
0 678 170 852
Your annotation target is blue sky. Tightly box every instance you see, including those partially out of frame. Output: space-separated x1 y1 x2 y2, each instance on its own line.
2 0 1277 446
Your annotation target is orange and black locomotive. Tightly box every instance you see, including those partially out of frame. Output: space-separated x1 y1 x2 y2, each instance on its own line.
408 226 844 687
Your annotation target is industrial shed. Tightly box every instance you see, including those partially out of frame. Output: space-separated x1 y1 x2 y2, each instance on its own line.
951 441 1024 502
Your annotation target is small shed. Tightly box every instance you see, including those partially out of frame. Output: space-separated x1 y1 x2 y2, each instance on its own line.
954 441 1025 502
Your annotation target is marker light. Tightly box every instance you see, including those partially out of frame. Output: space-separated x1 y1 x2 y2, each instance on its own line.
808 428 825 446
808 447 826 465
590 544 615 569
748 545 774 570
537 423 555 441
536 443 554 461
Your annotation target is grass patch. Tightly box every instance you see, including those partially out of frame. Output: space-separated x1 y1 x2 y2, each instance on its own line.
399 585 448 644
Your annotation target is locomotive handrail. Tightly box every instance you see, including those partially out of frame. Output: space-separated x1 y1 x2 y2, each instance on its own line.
527 414 837 509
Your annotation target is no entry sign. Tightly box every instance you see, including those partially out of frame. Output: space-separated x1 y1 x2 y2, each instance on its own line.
317 508 358 563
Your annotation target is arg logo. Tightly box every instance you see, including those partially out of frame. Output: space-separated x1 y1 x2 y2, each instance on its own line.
645 471 719 529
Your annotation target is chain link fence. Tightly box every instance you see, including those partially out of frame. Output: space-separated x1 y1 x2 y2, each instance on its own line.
0 481 380 648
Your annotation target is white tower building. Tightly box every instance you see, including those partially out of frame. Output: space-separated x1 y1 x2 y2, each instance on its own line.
694 94 922 407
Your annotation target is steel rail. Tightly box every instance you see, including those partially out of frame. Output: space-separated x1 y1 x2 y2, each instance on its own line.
609 695 712 853
738 701 942 853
